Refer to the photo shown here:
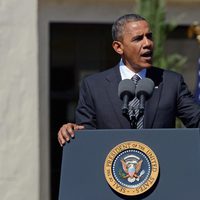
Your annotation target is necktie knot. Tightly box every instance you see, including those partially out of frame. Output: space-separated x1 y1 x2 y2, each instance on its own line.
131 74 140 85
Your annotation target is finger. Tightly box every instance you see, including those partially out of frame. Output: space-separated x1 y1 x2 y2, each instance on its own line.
58 131 67 147
73 125 85 137
74 125 85 130
60 126 71 141
64 124 75 138
78 125 85 130
58 136 64 147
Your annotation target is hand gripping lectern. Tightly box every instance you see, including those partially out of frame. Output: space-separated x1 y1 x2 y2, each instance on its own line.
59 129 200 200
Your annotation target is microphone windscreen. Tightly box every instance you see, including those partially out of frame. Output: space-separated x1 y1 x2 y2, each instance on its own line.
118 79 136 100
136 78 155 97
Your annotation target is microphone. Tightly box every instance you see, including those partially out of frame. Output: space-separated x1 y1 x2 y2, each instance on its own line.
135 78 155 114
118 79 136 115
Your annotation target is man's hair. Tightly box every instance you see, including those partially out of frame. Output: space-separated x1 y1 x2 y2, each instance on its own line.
112 14 147 41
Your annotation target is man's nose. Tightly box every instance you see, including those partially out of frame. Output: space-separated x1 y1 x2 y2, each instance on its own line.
143 37 152 47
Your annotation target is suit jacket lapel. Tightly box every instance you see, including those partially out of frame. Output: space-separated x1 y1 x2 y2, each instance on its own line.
144 67 164 128
103 66 164 129
105 66 131 129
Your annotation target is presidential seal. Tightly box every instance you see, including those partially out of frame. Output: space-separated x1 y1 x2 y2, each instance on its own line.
104 141 159 196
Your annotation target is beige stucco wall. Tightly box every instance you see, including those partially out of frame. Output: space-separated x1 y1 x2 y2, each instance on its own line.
0 0 39 199
39 0 200 24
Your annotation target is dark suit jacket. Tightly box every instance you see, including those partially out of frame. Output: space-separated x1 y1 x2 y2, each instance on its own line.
76 65 200 129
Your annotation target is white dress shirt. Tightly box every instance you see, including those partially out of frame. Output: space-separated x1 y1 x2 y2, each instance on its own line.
119 59 146 80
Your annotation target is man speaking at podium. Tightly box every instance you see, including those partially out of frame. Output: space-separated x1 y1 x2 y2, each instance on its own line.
58 13 200 146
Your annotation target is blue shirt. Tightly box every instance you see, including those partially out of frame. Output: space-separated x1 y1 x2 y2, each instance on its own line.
119 59 146 80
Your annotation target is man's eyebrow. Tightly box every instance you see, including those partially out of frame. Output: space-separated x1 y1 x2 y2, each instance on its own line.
131 31 153 40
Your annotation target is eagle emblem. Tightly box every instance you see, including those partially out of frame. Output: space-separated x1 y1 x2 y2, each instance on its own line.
119 155 145 183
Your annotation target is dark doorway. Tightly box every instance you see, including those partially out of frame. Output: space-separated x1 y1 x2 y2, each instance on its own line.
49 22 119 200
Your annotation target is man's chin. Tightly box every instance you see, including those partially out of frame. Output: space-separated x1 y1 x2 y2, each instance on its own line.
141 64 152 69
141 58 153 68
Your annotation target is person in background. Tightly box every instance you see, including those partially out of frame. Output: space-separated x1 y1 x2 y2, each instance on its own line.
58 13 200 146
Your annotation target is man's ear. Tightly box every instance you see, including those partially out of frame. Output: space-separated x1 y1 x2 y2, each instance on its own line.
112 41 123 55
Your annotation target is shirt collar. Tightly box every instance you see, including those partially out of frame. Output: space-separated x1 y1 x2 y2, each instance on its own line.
119 59 146 80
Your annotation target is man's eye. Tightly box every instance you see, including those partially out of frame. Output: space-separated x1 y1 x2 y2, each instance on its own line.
147 33 153 40
132 36 143 42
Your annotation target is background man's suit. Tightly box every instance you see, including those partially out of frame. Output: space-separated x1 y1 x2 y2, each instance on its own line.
76 65 200 129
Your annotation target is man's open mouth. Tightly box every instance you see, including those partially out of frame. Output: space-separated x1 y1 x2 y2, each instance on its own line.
141 51 153 58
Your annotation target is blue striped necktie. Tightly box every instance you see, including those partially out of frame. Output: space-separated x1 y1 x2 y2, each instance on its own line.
129 74 144 129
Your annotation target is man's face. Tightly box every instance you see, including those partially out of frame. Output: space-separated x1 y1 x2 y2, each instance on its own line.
113 20 154 72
